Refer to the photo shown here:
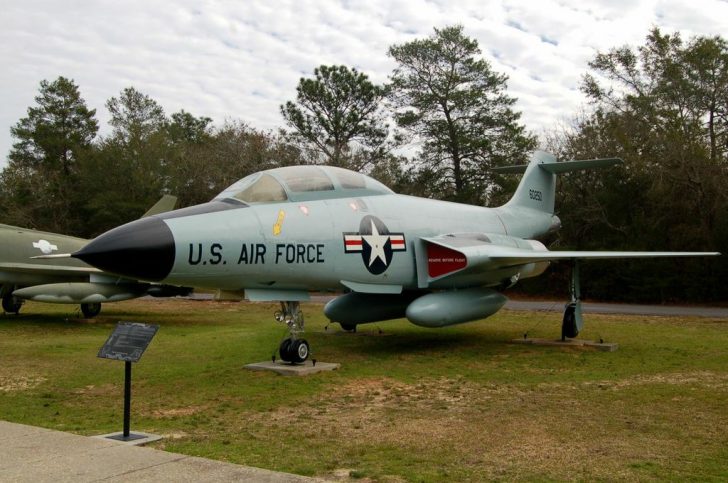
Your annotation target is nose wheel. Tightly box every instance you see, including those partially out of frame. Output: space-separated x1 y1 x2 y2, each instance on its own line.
279 337 310 364
274 301 311 364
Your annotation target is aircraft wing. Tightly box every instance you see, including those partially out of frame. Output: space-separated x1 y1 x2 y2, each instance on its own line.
483 247 721 267
0 262 100 276
420 235 720 283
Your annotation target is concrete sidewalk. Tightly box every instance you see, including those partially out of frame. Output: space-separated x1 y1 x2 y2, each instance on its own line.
0 421 323 482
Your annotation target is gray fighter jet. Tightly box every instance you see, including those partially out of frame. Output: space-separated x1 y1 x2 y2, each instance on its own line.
69 152 720 360
1 196 189 317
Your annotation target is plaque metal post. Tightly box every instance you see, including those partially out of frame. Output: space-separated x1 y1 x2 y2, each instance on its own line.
123 360 132 438
97 321 159 443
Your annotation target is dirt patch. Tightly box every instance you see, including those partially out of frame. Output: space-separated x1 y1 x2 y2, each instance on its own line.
71 383 117 396
151 406 206 418
584 371 728 390
243 371 728 480
325 467 405 482
161 431 189 440
0 375 46 392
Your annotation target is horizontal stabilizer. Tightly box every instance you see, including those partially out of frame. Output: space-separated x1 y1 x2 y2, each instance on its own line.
497 152 624 217
492 157 623 174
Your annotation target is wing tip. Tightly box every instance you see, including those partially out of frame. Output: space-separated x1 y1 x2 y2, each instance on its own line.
30 253 73 259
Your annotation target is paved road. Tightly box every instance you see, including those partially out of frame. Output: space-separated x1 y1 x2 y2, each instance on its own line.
306 295 728 318
188 293 728 318
0 421 323 483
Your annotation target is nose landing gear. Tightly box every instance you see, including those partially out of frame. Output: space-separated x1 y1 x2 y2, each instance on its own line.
274 301 310 364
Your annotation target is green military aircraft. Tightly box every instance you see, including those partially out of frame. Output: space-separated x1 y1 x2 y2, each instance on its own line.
69 152 720 361
1 196 189 317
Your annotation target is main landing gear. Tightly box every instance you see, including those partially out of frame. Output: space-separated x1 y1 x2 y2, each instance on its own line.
2 293 23 314
562 260 584 341
81 302 102 318
274 301 311 364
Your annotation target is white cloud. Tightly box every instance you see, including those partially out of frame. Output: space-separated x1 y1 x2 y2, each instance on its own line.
2 0 728 169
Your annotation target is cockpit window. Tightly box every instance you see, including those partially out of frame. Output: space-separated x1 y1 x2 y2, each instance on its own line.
215 165 394 204
234 174 288 203
329 166 367 189
277 166 334 192
223 174 287 203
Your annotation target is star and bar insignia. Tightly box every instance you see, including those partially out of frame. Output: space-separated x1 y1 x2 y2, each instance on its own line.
343 215 406 275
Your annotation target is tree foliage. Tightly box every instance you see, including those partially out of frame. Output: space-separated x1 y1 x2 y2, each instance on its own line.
79 87 172 230
538 29 728 302
165 121 306 209
2 77 98 231
388 25 536 204
281 65 391 170
106 87 166 143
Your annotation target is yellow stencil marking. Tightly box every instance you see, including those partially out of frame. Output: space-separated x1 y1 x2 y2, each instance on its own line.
273 210 285 236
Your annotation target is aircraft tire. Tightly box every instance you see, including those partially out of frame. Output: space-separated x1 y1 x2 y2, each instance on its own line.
81 303 102 318
290 339 310 364
2 294 22 314
340 322 357 332
561 303 578 340
279 338 294 363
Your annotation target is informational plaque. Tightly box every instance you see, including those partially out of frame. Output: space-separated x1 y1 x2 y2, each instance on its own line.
98 321 160 441
98 322 159 363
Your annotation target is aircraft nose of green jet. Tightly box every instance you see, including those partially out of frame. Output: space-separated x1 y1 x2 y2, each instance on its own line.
73 217 175 281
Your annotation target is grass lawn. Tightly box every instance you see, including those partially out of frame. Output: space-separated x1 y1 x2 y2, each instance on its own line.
1 298 727 481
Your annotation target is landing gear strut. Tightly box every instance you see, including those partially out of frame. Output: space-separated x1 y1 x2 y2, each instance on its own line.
562 260 583 340
2 293 23 314
274 301 310 364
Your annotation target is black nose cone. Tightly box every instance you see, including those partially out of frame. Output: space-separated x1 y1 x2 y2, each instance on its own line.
74 217 175 281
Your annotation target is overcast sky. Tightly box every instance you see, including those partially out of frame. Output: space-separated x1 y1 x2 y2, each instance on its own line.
3 0 728 169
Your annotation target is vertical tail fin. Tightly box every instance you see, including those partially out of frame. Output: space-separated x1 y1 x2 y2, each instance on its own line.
142 195 178 218
493 151 623 215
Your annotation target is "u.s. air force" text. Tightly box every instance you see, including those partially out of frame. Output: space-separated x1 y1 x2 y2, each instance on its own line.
187 243 325 266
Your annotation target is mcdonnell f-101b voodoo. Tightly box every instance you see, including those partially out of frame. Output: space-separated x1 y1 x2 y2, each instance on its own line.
67 151 720 362
2 196 189 317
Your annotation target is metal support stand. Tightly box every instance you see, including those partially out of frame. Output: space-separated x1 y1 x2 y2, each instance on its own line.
97 322 161 444
562 260 584 340
123 361 131 438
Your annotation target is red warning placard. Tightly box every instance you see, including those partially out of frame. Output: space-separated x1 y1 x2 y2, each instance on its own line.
427 243 467 278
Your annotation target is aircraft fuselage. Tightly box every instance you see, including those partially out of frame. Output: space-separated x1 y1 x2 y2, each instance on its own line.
76 193 554 295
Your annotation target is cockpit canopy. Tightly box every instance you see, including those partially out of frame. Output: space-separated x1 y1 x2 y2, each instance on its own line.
214 166 393 204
